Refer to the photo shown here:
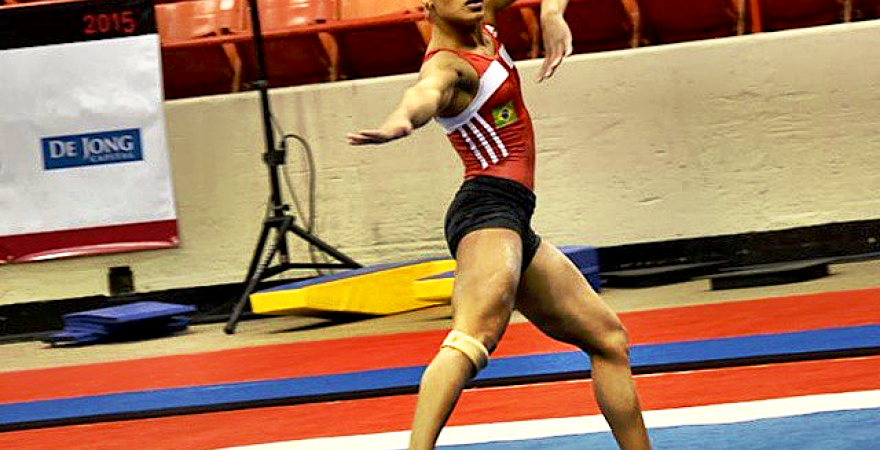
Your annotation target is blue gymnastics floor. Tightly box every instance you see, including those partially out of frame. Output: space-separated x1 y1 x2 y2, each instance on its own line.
440 407 880 450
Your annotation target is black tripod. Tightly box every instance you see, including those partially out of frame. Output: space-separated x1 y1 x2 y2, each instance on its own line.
224 0 361 334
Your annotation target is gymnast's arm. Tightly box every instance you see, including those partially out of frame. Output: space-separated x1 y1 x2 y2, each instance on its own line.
347 54 461 146
537 0 572 82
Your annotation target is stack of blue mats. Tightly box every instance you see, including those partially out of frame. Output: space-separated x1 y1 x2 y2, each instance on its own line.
46 301 196 346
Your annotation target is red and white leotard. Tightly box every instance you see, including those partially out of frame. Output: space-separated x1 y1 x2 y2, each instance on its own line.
425 25 536 191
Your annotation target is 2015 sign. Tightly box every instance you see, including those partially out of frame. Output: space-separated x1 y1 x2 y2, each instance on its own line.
82 11 137 36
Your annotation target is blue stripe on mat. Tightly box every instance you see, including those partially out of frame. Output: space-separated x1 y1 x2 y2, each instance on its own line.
478 325 880 382
421 271 455 280
1 325 878 430
439 408 880 449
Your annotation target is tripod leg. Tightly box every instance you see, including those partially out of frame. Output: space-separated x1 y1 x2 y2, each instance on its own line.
244 221 273 283
287 221 361 268
224 219 285 334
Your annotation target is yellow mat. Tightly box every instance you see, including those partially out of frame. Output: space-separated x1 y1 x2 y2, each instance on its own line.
412 272 455 303
250 259 456 316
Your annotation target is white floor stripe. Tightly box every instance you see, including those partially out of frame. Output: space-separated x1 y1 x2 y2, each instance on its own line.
216 390 880 450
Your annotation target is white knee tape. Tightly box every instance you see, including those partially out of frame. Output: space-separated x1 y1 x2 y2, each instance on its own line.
441 330 489 372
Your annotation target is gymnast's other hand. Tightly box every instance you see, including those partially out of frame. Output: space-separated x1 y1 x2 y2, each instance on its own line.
537 6 573 82
347 117 413 145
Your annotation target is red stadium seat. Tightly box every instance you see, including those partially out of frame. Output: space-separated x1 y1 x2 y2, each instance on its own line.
752 0 846 31
160 39 243 99
330 10 429 79
636 0 744 44
155 0 245 99
257 0 333 28
565 0 640 53
237 30 338 88
235 0 338 88
337 0 423 19
155 0 242 44
852 0 880 19
156 0 225 41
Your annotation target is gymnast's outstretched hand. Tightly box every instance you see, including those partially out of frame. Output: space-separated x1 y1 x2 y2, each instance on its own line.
347 117 413 145
537 0 573 82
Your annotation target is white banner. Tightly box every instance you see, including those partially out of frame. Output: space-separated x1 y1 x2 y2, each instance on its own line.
0 1 177 263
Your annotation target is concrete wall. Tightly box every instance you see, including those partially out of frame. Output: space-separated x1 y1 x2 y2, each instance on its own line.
2 21 880 306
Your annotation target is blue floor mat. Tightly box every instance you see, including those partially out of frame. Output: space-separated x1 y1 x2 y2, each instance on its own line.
440 408 880 450
2 325 878 431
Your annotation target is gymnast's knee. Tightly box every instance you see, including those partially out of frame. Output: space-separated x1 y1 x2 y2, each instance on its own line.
588 325 631 362
441 330 490 375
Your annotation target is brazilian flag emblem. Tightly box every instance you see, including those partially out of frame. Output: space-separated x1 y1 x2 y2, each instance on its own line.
492 101 518 129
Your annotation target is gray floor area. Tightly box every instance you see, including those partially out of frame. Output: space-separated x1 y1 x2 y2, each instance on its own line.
2 259 878 372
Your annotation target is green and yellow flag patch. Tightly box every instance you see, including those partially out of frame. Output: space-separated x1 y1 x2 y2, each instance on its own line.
492 101 518 129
